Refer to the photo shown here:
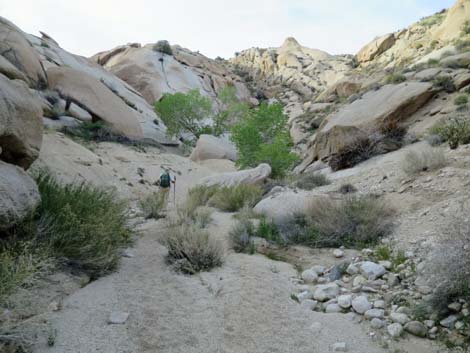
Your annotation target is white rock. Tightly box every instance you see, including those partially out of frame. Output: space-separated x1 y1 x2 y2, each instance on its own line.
364 309 385 320
424 320 435 328
440 315 458 328
313 283 340 302
300 299 318 311
311 265 326 275
373 300 385 309
371 318 385 329
352 275 367 287
297 291 314 302
108 311 129 324
360 262 386 280
346 264 358 275
362 248 374 256
301 269 318 284
378 260 392 270
333 249 345 258
332 342 348 352
352 296 372 314
325 304 342 313
338 295 353 309
387 323 403 338
201 163 271 187
390 312 410 325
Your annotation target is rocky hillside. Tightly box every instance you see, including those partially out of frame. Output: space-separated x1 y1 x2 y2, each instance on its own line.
91 42 254 109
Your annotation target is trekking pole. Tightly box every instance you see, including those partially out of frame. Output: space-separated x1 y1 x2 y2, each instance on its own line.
173 177 176 205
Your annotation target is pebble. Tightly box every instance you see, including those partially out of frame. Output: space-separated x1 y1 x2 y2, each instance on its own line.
346 264 359 275
440 315 458 328
352 275 367 287
448 302 462 312
360 262 386 280
424 320 435 328
390 312 410 325
371 318 385 329
313 283 340 302
325 304 342 313
311 265 326 275
387 323 404 338
352 296 372 314
301 269 319 284
332 342 348 352
297 291 314 302
300 299 318 311
338 295 352 309
333 249 345 258
364 309 385 320
373 300 385 309
108 311 129 325
404 321 427 337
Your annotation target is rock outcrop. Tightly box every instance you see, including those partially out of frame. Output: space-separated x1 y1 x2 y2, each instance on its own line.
356 34 396 64
190 134 237 162
0 17 47 88
47 66 143 139
198 163 271 187
0 161 40 230
0 74 43 169
92 43 251 107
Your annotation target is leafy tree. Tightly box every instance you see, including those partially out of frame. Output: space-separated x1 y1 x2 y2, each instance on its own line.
231 103 299 178
154 89 212 138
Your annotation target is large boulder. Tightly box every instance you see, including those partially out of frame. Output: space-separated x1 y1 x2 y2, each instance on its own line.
0 161 40 230
433 0 470 42
357 33 396 63
190 134 237 162
198 163 271 187
47 66 143 139
0 74 43 168
253 188 314 225
0 17 46 88
312 82 435 164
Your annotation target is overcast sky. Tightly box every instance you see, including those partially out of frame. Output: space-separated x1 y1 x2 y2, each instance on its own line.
1 0 456 59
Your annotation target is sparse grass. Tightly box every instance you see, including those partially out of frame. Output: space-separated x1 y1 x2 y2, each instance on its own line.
255 218 283 244
35 172 131 279
455 38 470 52
301 195 394 248
419 12 445 28
427 58 440 67
229 220 255 253
401 146 447 175
161 223 223 274
291 173 331 190
373 245 407 271
462 20 470 37
426 217 470 316
139 191 166 219
209 184 263 212
454 95 469 106
338 183 357 194
290 293 300 303
192 207 213 228
429 115 470 149
433 76 456 93
385 73 406 84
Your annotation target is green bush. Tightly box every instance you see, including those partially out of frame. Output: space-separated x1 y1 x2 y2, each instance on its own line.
433 76 456 93
153 40 173 55
385 73 406 84
231 103 299 178
401 146 447 175
161 224 223 274
462 20 470 36
430 116 470 149
154 89 213 138
427 59 440 67
303 195 394 248
292 173 331 190
209 184 263 212
185 185 219 216
454 95 469 106
35 173 131 278
139 192 166 219
255 219 283 244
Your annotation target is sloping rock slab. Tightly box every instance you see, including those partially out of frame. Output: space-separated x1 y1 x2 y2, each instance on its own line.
190 134 237 162
198 163 271 187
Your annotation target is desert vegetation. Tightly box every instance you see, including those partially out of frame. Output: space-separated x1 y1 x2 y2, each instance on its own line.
139 191 166 219
401 146 447 175
430 115 470 149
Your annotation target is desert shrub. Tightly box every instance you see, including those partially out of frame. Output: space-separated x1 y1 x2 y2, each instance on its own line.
192 207 213 228
420 12 445 27
433 76 456 93
231 103 299 178
292 173 331 190
430 116 470 149
161 224 223 274
209 184 263 212
454 95 469 106
185 185 219 216
338 183 357 194
229 220 255 253
425 134 443 146
462 20 470 36
255 218 283 244
401 146 447 175
153 40 173 55
426 217 470 314
303 195 394 248
328 138 375 171
154 89 213 138
455 38 470 52
35 173 131 278
385 73 406 84
139 192 166 219
427 58 440 67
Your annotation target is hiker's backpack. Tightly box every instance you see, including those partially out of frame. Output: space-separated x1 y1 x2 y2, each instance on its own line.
160 173 171 187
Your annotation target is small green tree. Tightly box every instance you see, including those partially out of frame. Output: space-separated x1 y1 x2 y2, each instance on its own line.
231 103 299 178
155 90 212 138
211 85 249 136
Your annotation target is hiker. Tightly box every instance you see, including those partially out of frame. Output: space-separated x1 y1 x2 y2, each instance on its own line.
156 168 176 206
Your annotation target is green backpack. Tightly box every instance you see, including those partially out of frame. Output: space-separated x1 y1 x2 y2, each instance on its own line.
160 173 171 188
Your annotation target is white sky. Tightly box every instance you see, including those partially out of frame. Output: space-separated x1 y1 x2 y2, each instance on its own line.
1 0 456 59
